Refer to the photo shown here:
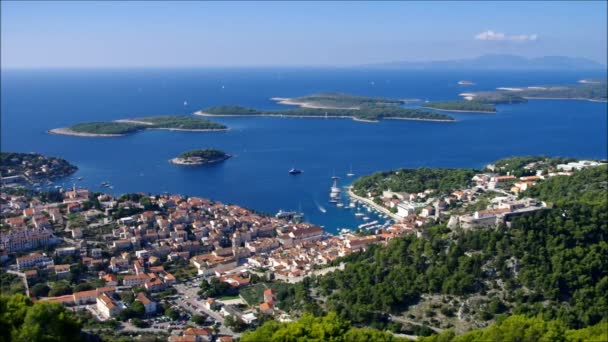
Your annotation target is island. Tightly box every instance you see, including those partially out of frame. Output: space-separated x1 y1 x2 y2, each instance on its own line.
271 92 418 109
1 152 77 185
170 149 231 165
197 93 454 122
421 100 496 113
49 115 228 137
463 82 607 103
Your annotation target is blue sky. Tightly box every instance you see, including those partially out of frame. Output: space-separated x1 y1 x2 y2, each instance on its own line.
1 1 606 68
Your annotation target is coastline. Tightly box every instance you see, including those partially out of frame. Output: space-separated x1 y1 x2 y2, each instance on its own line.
523 96 608 103
460 93 607 104
195 111 453 123
384 117 455 122
421 107 496 114
48 128 126 137
49 124 228 137
270 97 360 110
145 127 230 132
347 188 402 222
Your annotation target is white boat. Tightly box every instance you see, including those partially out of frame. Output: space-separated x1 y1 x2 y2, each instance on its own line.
346 165 355 177
362 216 370 221
336 203 344 208
349 202 356 208
355 212 365 217
330 176 341 194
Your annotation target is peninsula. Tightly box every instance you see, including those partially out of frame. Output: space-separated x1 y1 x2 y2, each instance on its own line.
422 100 496 113
50 115 228 137
170 149 231 165
197 93 454 122
1 152 77 184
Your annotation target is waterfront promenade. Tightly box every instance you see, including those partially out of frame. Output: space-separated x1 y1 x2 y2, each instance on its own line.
347 187 402 222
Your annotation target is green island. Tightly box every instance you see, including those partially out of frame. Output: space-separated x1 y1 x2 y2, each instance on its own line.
467 82 607 103
170 148 231 165
198 104 454 122
49 115 227 137
421 100 497 113
272 92 416 109
1 152 77 183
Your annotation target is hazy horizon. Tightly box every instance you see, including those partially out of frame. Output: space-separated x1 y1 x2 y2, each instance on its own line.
1 1 607 69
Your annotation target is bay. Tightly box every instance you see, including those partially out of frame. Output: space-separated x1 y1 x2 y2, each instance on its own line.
2 68 606 233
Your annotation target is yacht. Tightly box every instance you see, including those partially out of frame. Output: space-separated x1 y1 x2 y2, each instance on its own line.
330 176 341 194
349 202 356 208
346 165 355 177
336 202 344 208
289 168 303 175
362 216 370 221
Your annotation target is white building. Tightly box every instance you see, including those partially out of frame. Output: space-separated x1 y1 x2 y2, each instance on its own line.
96 293 122 319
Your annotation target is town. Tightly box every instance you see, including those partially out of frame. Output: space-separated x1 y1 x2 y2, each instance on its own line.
1 157 604 341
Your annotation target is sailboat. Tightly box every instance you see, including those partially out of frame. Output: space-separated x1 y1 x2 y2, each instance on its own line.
346 165 355 177
289 165 303 174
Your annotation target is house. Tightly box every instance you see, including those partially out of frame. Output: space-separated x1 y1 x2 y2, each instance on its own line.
16 253 53 270
396 202 415 218
101 274 118 286
259 302 274 315
96 293 122 319
204 298 220 311
55 246 78 257
241 312 258 325
53 264 71 278
73 286 116 305
71 228 83 239
263 288 277 304
123 273 150 287
144 277 166 292
135 292 157 315
168 328 213 342
67 203 82 213
288 226 324 242
420 206 435 218
343 235 377 251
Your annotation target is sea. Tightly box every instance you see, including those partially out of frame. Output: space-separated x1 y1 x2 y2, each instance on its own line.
2 68 607 234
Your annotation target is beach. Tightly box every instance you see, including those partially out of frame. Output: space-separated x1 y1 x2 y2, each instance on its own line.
270 97 359 109
48 128 125 137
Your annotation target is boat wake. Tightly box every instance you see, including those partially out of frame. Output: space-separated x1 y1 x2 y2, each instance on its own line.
314 200 327 213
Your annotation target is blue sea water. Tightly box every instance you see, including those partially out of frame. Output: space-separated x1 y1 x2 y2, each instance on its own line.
2 68 607 233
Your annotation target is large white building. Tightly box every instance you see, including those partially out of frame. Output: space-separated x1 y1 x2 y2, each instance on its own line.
96 293 122 319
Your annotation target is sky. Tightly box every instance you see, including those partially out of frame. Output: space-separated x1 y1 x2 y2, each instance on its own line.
1 1 607 68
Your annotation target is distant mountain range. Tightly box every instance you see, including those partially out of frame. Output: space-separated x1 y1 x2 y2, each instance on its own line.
361 54 606 70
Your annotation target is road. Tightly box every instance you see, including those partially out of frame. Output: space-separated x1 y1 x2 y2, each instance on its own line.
173 283 239 337
389 314 444 334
